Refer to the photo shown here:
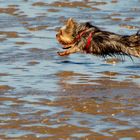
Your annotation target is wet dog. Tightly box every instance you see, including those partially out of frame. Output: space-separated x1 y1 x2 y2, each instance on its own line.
56 18 140 58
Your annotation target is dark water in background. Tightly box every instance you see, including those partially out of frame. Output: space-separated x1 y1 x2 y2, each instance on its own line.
0 0 140 139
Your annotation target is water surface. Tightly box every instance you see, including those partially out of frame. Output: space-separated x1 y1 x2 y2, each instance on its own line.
0 0 140 139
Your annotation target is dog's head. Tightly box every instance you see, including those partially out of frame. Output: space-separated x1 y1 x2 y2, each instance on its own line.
56 18 77 48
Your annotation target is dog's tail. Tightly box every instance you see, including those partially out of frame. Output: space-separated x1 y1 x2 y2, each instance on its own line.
121 32 140 57
122 47 140 57
136 30 140 36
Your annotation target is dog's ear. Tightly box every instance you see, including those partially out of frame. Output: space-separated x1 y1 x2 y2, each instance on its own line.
66 18 75 28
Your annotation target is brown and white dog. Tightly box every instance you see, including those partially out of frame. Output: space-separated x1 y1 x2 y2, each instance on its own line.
56 18 140 58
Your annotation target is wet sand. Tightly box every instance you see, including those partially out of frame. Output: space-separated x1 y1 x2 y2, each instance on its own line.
0 0 140 140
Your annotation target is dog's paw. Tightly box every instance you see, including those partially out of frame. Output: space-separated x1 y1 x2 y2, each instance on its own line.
57 51 70 56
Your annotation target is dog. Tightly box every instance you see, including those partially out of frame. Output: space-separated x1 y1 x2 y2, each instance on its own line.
56 18 140 58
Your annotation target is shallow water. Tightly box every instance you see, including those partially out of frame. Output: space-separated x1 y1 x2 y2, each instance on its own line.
0 0 140 139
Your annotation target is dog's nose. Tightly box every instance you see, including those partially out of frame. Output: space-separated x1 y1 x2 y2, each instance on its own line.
56 34 58 37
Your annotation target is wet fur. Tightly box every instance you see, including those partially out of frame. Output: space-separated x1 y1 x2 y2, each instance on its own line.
56 18 140 58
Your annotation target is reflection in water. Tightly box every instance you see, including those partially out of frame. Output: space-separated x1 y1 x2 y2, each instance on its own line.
0 0 140 139
0 71 140 139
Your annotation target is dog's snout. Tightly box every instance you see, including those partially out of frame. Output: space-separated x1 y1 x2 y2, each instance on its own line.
56 30 62 38
59 30 62 35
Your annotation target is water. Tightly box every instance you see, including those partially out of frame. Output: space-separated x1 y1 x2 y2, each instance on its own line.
0 0 140 139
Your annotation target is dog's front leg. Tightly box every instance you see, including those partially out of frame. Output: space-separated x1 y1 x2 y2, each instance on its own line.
57 46 80 56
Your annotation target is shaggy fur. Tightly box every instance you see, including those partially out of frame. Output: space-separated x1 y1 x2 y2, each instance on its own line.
56 18 140 58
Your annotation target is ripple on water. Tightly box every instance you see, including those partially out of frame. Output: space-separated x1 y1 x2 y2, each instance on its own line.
0 0 140 139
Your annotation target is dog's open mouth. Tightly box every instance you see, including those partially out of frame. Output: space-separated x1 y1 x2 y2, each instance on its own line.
62 46 72 49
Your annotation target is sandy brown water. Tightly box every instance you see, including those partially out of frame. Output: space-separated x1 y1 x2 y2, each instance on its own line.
0 0 140 140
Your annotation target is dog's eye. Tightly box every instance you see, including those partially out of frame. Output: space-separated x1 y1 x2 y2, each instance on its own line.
72 34 75 37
